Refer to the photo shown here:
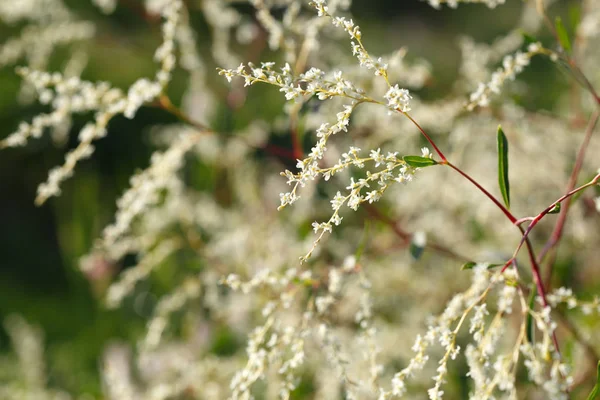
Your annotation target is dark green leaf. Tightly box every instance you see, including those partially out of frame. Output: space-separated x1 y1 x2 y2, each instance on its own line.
409 242 424 260
497 126 511 209
548 203 561 214
526 285 537 344
403 156 438 168
461 262 477 270
555 17 572 53
586 361 600 400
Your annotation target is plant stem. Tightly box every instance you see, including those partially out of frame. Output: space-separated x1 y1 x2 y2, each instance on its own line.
157 94 212 132
403 113 447 163
446 162 517 224
510 174 600 261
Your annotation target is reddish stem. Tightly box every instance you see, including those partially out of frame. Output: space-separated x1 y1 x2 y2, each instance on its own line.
511 175 600 260
404 113 447 163
446 162 517 224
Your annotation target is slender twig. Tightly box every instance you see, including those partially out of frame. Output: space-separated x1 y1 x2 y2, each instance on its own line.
446 162 517 224
156 94 212 132
510 174 600 262
403 113 448 163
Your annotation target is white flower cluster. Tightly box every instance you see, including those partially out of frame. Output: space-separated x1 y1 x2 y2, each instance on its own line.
102 132 203 255
143 278 202 350
547 287 600 315
385 84 412 112
427 0 506 9
1 315 72 399
467 42 549 110
464 270 520 400
223 267 312 400
380 264 494 399
8 68 162 204
106 239 180 308
152 0 183 88
0 0 71 23
2 0 185 205
520 305 572 400
219 62 367 102
219 57 418 263
301 147 425 262
0 0 94 103
220 26 417 263
0 21 95 69
201 0 243 68
310 0 389 77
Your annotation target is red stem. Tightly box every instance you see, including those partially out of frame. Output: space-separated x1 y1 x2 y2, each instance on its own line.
404 113 448 163
511 174 600 260
447 162 517 224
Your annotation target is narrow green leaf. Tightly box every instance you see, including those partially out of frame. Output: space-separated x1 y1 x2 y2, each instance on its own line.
461 262 503 271
526 285 537 344
461 261 477 270
585 361 600 400
548 202 561 214
497 126 511 209
555 16 572 53
403 156 438 168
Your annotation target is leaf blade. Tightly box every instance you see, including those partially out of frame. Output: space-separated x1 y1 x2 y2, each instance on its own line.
555 16 572 54
403 155 438 168
526 285 537 344
497 126 511 209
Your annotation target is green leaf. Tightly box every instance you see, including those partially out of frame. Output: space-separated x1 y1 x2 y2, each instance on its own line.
555 16 572 53
497 126 511 209
526 285 537 344
586 361 600 400
548 202 561 214
403 156 438 168
409 242 424 260
461 261 477 270
461 262 503 271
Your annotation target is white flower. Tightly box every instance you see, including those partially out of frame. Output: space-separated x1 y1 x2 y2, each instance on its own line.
384 85 412 112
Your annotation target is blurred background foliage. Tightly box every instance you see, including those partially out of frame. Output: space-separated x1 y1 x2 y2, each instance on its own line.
0 0 584 396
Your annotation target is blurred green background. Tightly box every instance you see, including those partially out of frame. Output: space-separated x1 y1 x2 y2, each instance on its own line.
0 0 580 396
